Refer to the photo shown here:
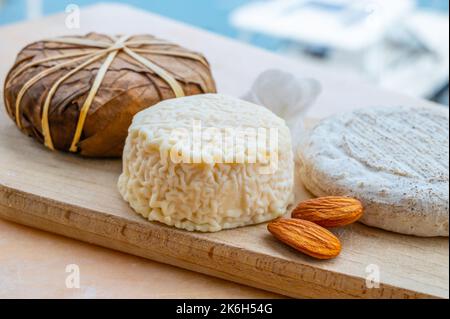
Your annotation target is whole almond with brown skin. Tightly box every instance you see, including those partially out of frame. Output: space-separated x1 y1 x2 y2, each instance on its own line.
267 218 341 260
292 196 363 228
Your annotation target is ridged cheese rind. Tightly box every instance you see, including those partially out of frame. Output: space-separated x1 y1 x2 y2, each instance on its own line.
118 94 294 232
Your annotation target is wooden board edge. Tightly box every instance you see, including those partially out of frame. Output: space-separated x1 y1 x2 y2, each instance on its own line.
0 184 439 299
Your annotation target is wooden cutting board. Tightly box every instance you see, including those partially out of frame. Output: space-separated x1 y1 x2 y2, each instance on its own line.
0 117 448 299
0 4 448 299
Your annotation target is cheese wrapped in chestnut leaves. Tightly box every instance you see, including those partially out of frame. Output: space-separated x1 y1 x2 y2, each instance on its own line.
3 33 216 157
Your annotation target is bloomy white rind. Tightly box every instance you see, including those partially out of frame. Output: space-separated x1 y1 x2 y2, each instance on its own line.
118 94 294 232
298 106 449 237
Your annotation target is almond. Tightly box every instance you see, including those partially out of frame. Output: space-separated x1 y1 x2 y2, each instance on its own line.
292 196 363 228
267 218 341 260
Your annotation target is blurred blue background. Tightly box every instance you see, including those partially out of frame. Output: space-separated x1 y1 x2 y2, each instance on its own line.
0 0 448 105
0 0 447 51
0 1 254 39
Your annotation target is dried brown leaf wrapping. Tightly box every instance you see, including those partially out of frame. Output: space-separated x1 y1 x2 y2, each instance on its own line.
3 33 217 157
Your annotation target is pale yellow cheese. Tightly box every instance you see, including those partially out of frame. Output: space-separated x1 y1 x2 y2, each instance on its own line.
118 94 294 232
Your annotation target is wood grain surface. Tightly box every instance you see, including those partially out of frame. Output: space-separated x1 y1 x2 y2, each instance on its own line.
0 4 448 299
0 218 280 299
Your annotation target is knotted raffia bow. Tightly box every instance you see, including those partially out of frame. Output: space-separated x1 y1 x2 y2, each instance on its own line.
6 35 208 152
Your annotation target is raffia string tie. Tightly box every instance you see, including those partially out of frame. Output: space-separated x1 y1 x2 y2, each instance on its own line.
8 35 207 152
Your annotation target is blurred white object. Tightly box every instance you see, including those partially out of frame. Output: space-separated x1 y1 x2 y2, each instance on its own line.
367 11 449 99
243 69 321 145
231 0 414 51
232 0 448 103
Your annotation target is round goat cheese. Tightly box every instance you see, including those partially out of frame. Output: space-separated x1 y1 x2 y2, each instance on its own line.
118 94 294 232
298 106 449 237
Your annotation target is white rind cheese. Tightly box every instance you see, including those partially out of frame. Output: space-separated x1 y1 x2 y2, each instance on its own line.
298 106 449 237
118 94 294 232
